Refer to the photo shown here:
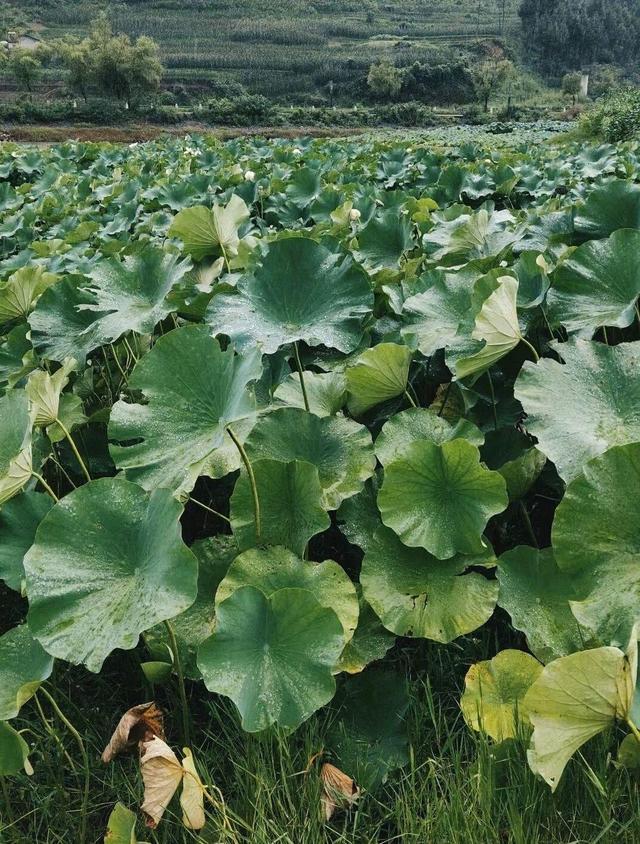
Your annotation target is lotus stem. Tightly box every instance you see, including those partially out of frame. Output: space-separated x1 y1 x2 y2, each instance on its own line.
627 718 640 747
436 382 452 418
56 419 91 483
227 425 261 540
293 342 310 413
521 337 540 363
39 687 89 844
164 620 190 747
188 496 231 524
519 501 537 548
404 389 417 408
31 472 59 503
486 371 499 431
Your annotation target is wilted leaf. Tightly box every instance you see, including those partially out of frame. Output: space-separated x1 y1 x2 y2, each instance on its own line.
320 762 359 821
180 748 205 830
102 702 164 763
140 737 183 828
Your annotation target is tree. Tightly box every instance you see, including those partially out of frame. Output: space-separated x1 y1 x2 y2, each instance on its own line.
49 12 163 106
367 60 403 100
472 58 514 112
562 71 582 106
520 0 640 74
4 48 41 94
51 40 93 102
88 13 163 104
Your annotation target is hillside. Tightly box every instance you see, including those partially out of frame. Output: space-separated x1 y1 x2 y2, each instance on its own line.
15 0 522 99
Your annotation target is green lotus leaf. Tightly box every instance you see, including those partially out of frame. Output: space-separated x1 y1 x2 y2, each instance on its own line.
145 535 237 680
346 343 412 416
24 477 198 673
552 443 640 647
547 229 640 334
273 370 346 416
355 209 413 272
481 428 546 501
243 407 375 510
0 624 54 720
497 547 592 664
29 250 190 363
524 644 637 790
104 802 139 844
140 661 172 685
230 458 330 555
28 276 107 363
82 247 191 339
168 194 250 261
0 390 32 506
197 585 344 732
423 208 519 266
401 271 472 357
206 238 373 354
378 439 507 559
336 479 381 555
515 339 640 483
0 265 58 324
574 180 640 239
461 650 543 741
375 407 483 466
109 326 262 497
0 324 35 390
216 545 358 646
336 589 396 674
0 491 52 592
326 667 410 789
361 523 498 641
618 734 640 771
0 721 30 776
455 276 530 379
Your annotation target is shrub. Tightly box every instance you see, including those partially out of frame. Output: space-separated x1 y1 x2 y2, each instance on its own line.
580 87 640 142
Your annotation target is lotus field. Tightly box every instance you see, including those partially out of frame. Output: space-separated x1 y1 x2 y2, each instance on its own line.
0 131 639 838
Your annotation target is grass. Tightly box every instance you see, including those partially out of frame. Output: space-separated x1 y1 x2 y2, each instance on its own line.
1 624 639 844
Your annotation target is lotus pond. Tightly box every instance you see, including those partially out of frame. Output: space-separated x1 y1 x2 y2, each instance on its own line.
0 130 639 842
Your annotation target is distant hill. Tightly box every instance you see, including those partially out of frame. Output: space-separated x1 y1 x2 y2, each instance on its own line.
15 0 522 99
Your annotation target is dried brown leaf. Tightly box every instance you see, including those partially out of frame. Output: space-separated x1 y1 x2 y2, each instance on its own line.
101 702 164 763
320 762 359 822
140 737 183 828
